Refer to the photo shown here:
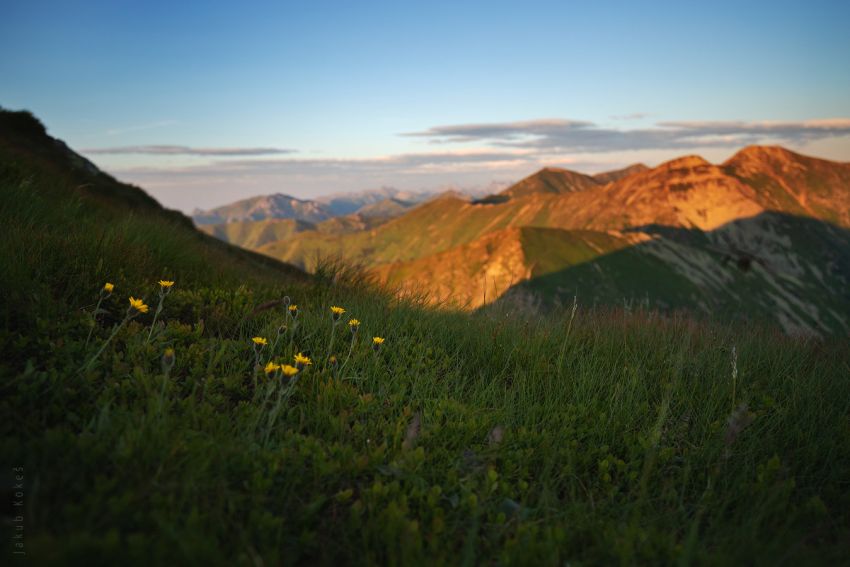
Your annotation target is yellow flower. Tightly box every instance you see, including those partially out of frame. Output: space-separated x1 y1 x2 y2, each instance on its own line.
264 361 280 374
103 282 114 293
348 318 360 327
128 297 149 313
280 364 299 377
331 306 346 314
288 304 298 312
161 347 176 372
158 280 175 289
252 336 268 346
294 352 312 367
372 336 385 345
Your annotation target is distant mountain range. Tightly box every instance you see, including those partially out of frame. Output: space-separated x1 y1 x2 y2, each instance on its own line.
313 187 430 216
192 193 333 225
192 183 506 226
192 186 478 226
202 146 850 336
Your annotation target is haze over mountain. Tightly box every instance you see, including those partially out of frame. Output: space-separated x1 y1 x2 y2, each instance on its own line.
193 193 333 225
212 147 850 336
192 185 495 226
314 187 429 216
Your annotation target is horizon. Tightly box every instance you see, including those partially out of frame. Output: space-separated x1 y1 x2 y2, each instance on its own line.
3 0 850 212
187 143 841 214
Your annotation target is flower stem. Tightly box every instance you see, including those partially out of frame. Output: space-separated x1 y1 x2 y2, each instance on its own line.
147 293 165 342
338 335 357 375
81 308 135 372
85 293 107 347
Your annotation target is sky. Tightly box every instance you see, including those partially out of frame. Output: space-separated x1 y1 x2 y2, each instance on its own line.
2 0 850 212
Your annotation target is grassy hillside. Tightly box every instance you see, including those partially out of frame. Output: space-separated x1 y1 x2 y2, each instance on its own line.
201 214 392 250
199 218 317 249
3 110 850 564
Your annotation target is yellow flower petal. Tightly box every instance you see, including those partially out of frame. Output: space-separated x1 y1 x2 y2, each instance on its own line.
128 297 150 313
280 364 299 377
293 352 312 366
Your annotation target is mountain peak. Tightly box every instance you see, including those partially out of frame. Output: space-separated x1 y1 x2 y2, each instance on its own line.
657 155 712 170
500 167 599 198
724 145 801 167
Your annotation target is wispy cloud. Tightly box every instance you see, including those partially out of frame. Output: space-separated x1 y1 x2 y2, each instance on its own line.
403 119 593 144
83 145 296 156
102 148 599 211
105 120 177 136
610 113 650 121
222 149 532 170
87 117 850 213
403 118 850 152
110 149 539 177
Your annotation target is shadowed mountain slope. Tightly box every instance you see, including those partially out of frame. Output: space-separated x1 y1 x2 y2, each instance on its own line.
500 212 850 336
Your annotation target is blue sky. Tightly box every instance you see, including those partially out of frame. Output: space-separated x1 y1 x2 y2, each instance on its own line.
3 0 850 211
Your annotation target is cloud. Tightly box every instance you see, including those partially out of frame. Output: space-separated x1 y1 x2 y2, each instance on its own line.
109 149 537 176
101 148 603 212
610 113 650 121
82 145 296 156
105 120 177 136
86 117 850 213
403 119 594 144
403 118 850 152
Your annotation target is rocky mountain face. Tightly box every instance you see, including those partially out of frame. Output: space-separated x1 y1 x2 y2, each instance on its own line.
592 163 649 184
205 146 850 336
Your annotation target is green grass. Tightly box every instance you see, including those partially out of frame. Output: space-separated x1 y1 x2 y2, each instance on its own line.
3 109 850 565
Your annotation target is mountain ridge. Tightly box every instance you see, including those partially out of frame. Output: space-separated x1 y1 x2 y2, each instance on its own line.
243 145 850 335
